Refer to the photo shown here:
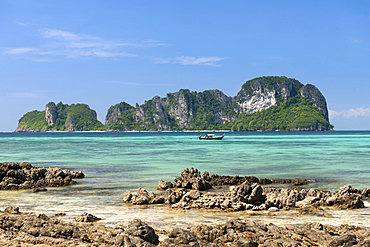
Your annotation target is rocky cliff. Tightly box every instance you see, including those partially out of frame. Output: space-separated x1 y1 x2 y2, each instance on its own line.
105 89 238 131
106 76 332 131
16 102 104 132
235 76 328 118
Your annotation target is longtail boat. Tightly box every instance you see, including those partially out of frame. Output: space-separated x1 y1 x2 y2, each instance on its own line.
198 133 225 140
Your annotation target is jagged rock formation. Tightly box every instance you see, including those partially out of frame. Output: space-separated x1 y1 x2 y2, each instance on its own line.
106 89 236 131
166 220 370 247
16 102 105 132
2 207 370 246
74 212 102 222
300 83 329 120
106 76 332 131
124 168 367 211
235 77 328 119
45 102 58 125
0 162 84 190
0 208 159 246
125 183 366 210
105 102 135 128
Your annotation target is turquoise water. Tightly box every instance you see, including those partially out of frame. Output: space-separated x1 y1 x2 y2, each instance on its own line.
0 131 370 228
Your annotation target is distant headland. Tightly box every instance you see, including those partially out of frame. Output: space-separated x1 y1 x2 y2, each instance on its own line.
15 76 333 132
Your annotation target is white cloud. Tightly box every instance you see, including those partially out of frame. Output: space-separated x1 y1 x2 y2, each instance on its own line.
4 47 37 54
5 28 220 66
68 42 111 49
16 22 32 26
89 51 135 58
329 108 370 119
3 28 164 61
41 28 82 40
66 50 136 58
156 56 224 66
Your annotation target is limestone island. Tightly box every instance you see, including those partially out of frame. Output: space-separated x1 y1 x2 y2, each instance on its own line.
15 76 333 132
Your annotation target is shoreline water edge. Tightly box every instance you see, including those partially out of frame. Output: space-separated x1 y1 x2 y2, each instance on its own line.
0 163 370 246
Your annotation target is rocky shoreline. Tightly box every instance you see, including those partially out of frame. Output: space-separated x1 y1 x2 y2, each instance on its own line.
124 168 369 211
0 207 370 246
1 165 370 246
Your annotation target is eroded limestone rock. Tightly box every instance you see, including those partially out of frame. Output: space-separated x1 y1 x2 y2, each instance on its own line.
0 162 84 190
124 168 367 211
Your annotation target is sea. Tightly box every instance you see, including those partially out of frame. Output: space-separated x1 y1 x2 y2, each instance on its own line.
0 131 370 230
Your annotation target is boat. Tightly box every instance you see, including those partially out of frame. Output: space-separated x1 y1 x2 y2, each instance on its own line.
199 133 225 140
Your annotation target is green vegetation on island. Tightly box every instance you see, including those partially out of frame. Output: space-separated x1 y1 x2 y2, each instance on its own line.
105 76 332 131
223 96 332 131
16 76 334 132
16 102 105 132
17 110 49 132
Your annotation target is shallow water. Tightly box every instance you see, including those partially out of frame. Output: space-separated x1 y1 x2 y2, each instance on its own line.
0 131 369 228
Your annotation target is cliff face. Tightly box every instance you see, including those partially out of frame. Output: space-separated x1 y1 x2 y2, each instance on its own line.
166 90 194 128
45 102 58 125
299 84 329 120
16 102 104 132
165 89 236 128
105 76 332 131
135 96 170 131
105 102 135 126
235 77 301 113
235 76 329 121
106 89 237 131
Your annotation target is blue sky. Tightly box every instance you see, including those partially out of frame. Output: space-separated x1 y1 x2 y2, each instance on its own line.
1 1 370 131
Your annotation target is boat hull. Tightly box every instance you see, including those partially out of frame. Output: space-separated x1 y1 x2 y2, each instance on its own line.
198 135 224 140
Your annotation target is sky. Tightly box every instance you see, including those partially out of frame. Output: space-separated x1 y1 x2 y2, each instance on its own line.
1 1 370 131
